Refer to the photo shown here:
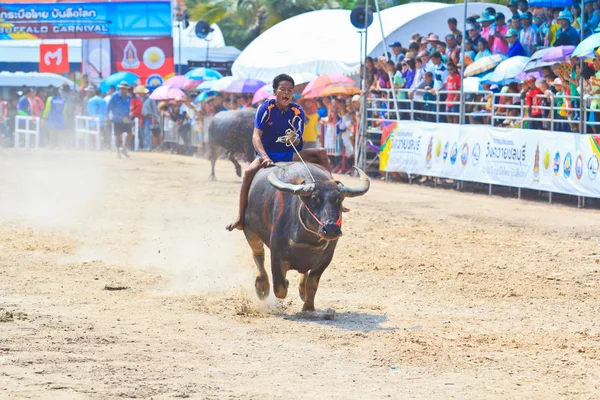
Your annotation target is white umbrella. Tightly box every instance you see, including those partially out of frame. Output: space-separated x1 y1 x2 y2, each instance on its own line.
463 77 482 93
488 56 530 83
523 48 554 72
212 76 237 92
291 72 317 85
0 71 75 88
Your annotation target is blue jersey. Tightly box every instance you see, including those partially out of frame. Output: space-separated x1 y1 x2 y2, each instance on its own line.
255 99 304 162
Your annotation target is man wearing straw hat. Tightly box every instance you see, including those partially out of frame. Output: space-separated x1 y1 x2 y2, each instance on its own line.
107 81 132 158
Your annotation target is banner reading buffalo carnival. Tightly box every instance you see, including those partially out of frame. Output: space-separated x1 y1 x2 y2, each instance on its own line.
0 1 172 40
380 120 600 198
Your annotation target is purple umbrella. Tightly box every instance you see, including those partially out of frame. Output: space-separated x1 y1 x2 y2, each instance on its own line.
515 70 543 82
223 78 266 94
541 45 576 62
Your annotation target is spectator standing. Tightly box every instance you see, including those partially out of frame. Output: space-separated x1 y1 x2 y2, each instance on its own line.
61 84 76 139
436 63 461 124
477 11 495 40
87 88 108 147
445 34 461 66
17 89 32 116
490 13 510 55
47 88 65 148
389 42 404 64
554 10 581 46
31 89 45 117
130 85 146 148
525 77 543 130
582 0 599 38
141 89 160 150
506 28 525 57
0 96 7 143
467 24 483 46
447 17 463 44
107 81 132 158
519 12 537 57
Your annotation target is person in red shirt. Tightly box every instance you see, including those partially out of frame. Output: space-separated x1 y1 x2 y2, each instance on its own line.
436 63 461 124
130 85 146 137
524 77 543 130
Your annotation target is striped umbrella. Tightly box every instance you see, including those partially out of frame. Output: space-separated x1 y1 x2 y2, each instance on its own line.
463 54 507 77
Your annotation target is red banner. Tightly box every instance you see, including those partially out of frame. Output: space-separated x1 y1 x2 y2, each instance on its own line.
111 38 174 88
39 44 69 73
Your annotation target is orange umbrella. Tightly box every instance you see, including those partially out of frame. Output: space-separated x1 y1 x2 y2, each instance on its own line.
318 84 360 97
302 73 355 97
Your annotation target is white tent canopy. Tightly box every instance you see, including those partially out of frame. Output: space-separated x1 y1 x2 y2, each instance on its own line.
0 72 75 88
232 2 511 83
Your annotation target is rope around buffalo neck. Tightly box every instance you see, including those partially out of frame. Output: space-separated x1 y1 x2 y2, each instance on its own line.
275 118 316 183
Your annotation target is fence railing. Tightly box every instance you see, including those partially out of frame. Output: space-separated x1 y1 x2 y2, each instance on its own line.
14 116 40 149
75 116 101 151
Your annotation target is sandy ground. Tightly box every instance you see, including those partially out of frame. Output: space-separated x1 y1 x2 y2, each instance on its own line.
1 149 600 399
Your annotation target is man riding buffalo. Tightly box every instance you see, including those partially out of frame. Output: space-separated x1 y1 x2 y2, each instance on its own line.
226 73 332 232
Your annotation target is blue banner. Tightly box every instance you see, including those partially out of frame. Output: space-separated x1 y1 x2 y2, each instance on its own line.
0 2 172 40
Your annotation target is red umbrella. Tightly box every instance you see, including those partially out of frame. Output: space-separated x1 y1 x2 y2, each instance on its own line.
302 73 355 97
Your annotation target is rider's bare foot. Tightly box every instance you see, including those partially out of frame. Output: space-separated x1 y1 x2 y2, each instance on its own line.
225 218 244 231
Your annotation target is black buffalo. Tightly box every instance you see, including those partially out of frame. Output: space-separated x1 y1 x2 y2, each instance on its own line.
208 108 256 180
243 162 370 311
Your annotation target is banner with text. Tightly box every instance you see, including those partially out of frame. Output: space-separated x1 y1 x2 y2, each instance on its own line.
111 38 174 88
381 121 600 198
0 2 171 40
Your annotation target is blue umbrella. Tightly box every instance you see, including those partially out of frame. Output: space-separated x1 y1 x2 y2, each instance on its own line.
194 91 218 103
527 0 572 7
185 67 223 81
573 32 600 57
99 71 139 94
196 80 217 91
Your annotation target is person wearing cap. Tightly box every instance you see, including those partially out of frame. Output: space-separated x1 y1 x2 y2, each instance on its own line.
508 0 519 17
447 17 463 44
519 12 536 57
389 41 403 64
477 11 496 40
506 28 525 57
107 81 132 158
489 12 509 55
524 76 543 130
510 13 522 32
554 10 581 46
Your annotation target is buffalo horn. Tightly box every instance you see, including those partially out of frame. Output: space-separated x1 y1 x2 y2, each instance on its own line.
268 173 315 196
338 167 370 197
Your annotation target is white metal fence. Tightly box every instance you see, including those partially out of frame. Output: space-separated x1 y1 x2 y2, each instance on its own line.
75 116 101 151
14 116 40 149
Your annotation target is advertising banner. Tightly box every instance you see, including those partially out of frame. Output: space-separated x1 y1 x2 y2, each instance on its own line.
39 43 69 73
381 120 600 198
111 38 174 88
0 2 172 40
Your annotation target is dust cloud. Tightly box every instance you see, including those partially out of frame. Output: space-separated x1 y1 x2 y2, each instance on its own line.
1 150 254 296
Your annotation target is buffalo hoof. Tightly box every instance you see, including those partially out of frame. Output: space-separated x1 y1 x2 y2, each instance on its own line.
302 304 316 312
235 167 242 178
255 277 270 300
209 174 217 181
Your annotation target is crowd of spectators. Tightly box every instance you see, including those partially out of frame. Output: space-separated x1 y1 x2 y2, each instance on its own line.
363 0 600 134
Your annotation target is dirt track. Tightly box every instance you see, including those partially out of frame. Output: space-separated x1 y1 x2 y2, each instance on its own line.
1 149 600 399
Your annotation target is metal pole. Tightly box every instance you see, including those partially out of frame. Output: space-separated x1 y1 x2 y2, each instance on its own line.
360 0 369 171
373 0 402 123
459 0 468 124
580 0 585 134
178 21 182 75
356 30 364 168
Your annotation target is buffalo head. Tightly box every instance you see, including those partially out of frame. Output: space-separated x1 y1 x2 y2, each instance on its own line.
267 167 370 241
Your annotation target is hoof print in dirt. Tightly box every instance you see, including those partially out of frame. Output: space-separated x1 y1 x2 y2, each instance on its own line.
0 310 28 322
103 284 130 291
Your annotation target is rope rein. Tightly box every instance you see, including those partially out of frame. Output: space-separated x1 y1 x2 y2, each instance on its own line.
275 118 342 231
275 118 316 183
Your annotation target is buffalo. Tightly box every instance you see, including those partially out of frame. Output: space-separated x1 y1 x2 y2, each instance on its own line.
208 108 256 180
243 161 370 311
